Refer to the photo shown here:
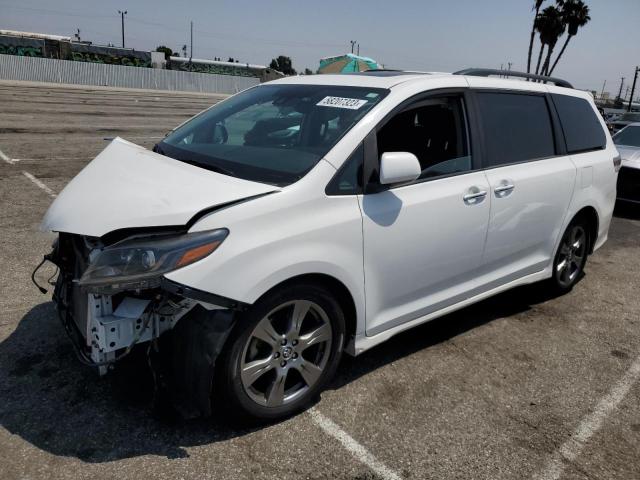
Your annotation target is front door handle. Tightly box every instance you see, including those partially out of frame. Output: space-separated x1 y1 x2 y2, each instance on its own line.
494 183 515 197
463 189 488 205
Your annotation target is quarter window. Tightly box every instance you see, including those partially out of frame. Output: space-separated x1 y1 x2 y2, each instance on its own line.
376 96 471 181
326 143 363 195
476 92 556 167
551 94 606 153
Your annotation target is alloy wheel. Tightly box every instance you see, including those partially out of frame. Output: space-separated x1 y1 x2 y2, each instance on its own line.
556 224 587 288
240 300 333 407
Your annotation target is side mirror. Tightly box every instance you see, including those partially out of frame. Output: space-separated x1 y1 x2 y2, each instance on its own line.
379 152 421 185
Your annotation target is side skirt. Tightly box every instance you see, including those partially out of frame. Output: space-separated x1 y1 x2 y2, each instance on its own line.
348 269 550 356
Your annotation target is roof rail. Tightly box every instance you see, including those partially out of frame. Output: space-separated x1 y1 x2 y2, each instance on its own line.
453 68 573 89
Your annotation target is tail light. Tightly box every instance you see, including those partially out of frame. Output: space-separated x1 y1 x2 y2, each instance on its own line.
613 154 622 172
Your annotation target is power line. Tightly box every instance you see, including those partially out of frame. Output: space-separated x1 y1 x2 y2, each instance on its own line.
124 16 344 50
1 4 114 19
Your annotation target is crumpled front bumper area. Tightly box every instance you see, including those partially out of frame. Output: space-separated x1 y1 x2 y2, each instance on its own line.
46 232 245 418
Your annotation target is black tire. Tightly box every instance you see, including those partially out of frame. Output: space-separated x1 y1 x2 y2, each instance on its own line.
548 216 590 294
215 283 345 422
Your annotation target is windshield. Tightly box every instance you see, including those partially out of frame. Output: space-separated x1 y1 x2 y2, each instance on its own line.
620 113 640 122
158 84 388 186
614 125 640 147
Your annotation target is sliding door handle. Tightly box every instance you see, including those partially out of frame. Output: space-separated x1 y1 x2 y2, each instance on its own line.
463 190 488 205
494 183 515 197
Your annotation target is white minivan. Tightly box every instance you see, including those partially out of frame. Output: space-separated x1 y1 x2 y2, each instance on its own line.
39 69 618 421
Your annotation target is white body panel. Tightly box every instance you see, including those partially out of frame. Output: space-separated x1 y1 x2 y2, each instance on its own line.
545 86 618 252
481 157 577 283
41 73 618 357
41 137 278 237
360 172 491 336
165 160 368 334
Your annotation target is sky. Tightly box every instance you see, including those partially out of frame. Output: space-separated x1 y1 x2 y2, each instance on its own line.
1 0 639 95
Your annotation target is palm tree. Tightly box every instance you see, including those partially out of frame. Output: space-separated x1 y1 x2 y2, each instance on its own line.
547 0 591 76
534 15 547 76
538 6 565 76
534 6 563 76
527 0 547 74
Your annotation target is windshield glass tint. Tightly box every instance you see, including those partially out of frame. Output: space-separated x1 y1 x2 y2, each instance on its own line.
614 126 640 147
160 84 388 186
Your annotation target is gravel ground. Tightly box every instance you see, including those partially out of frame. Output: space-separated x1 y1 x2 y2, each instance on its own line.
0 81 639 480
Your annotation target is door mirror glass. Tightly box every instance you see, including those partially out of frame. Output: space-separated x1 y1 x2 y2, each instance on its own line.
379 152 421 185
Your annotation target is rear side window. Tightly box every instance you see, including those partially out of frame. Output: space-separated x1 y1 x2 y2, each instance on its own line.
476 92 556 167
551 94 606 153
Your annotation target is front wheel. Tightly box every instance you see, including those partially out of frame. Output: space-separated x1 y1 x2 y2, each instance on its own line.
549 218 590 294
216 283 345 422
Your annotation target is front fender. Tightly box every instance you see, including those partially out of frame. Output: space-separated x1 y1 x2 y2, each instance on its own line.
164 161 366 336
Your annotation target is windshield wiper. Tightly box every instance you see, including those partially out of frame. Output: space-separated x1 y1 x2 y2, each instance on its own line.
153 143 236 178
182 158 237 178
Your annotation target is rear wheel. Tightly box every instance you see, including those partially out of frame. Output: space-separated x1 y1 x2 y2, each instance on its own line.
216 283 345 422
549 217 590 293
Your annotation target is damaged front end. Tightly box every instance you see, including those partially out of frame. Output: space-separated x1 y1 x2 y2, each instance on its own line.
39 231 245 418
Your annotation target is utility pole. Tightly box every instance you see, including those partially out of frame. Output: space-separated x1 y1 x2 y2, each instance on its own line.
600 80 607 101
350 40 356 54
118 10 127 48
628 67 639 112
357 43 360 56
190 21 193 61
625 86 630 100
617 77 625 100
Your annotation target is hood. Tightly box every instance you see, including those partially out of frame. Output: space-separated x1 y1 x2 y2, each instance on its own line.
617 145 640 169
41 138 279 237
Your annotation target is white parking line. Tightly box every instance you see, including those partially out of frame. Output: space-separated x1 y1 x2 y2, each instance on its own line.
22 171 57 198
0 148 15 165
534 354 640 480
309 408 402 480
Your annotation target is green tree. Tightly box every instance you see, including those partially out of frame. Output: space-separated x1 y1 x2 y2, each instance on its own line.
304 68 313 75
534 6 565 76
155 46 173 60
527 0 547 74
547 0 591 76
269 55 296 76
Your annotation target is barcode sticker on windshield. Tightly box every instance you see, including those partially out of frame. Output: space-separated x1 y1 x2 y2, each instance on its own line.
316 96 368 110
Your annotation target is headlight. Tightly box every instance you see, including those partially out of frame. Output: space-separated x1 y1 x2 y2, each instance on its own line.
78 229 228 293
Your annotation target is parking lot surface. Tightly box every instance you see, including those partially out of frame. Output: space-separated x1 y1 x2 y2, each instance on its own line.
0 81 639 480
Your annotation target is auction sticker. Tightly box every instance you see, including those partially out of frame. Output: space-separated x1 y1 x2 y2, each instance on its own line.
316 96 368 109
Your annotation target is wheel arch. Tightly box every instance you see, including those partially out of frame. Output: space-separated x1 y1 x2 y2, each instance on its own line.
252 273 359 349
574 205 599 254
